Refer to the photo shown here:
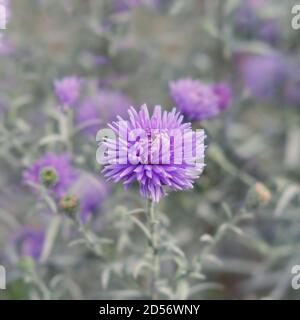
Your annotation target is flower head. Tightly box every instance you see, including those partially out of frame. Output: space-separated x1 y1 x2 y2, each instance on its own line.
72 174 109 222
76 89 133 135
234 0 280 44
213 82 233 111
54 76 82 109
100 104 206 202
169 78 220 121
258 19 280 43
285 80 300 107
59 195 80 217
246 182 272 208
236 53 285 100
0 38 14 56
23 153 78 198
11 226 45 260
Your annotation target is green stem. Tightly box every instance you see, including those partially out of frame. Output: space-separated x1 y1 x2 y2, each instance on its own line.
39 216 61 264
59 108 74 154
75 219 103 258
147 199 160 300
32 270 51 300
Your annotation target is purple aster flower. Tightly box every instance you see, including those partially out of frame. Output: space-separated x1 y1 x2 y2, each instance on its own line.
169 78 219 121
234 0 280 44
213 82 233 111
284 81 300 107
258 19 280 43
94 55 109 65
11 226 45 260
0 38 14 56
76 89 133 135
23 153 78 198
236 53 285 100
72 174 109 223
234 1 258 32
54 76 82 109
100 105 206 202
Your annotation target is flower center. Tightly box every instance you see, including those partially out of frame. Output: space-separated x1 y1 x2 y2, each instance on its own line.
133 130 171 164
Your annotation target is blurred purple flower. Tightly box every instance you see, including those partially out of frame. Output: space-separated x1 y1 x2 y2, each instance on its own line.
72 174 109 223
284 82 300 107
101 105 206 202
76 89 133 135
258 19 280 43
54 76 82 109
11 226 45 260
234 0 280 43
213 82 233 111
94 55 109 65
169 78 219 121
23 153 78 198
236 53 285 100
235 1 258 32
0 101 7 114
0 38 15 56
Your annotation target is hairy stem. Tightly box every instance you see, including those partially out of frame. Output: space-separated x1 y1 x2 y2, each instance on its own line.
147 199 160 299
75 219 103 258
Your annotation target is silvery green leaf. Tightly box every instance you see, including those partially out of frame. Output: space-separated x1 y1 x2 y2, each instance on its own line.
189 283 224 298
165 242 186 258
101 269 111 290
221 202 233 220
39 216 61 263
133 260 150 279
38 135 65 147
224 0 240 14
200 234 214 243
68 239 86 247
175 280 189 300
228 225 244 237
126 208 145 215
284 128 300 170
130 216 151 240
190 272 206 280
169 0 190 16
233 41 273 55
203 254 224 267
274 185 300 217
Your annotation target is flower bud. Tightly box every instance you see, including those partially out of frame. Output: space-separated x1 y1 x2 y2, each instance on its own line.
39 167 59 188
18 256 36 272
59 195 80 217
246 182 272 208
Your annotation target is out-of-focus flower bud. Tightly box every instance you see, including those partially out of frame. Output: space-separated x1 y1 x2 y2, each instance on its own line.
18 256 36 273
246 182 272 208
39 167 59 188
59 195 80 217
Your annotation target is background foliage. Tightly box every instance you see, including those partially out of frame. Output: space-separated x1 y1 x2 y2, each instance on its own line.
1 0 300 300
